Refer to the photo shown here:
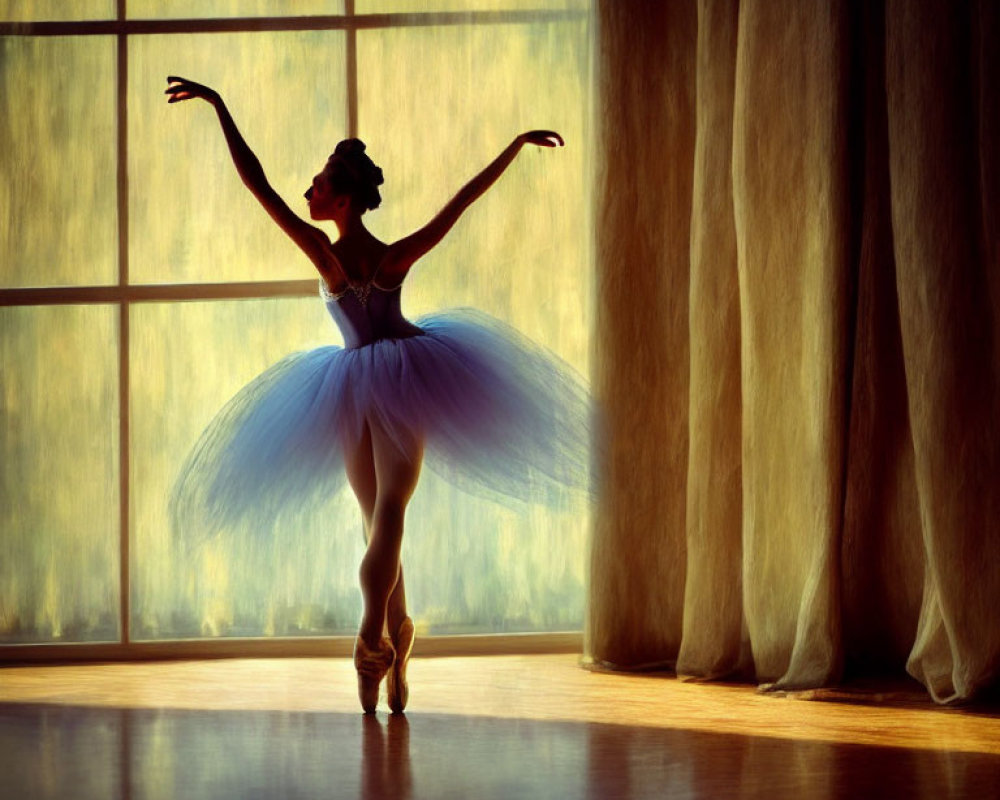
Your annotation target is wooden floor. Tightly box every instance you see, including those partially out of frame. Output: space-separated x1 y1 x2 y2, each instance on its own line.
2 654 999 798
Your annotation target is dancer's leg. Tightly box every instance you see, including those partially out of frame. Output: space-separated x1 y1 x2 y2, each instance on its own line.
345 422 376 528
346 422 421 712
357 426 422 650
345 422 411 641
386 569 408 642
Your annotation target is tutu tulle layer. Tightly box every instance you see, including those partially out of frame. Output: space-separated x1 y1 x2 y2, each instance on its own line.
170 309 593 539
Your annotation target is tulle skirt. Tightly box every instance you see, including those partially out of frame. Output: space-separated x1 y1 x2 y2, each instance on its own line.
170 309 594 540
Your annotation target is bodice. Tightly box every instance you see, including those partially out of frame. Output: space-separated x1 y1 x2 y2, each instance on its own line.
321 279 424 349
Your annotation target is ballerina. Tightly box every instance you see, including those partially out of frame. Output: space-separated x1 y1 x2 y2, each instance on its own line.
166 76 592 714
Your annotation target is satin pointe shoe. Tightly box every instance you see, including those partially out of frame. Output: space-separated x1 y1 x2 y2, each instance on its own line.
354 636 395 714
387 616 415 714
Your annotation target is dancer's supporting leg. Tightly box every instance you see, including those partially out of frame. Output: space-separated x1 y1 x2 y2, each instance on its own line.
346 422 422 712
346 423 411 643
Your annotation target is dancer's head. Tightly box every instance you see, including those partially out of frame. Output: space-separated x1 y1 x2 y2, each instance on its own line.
305 138 383 220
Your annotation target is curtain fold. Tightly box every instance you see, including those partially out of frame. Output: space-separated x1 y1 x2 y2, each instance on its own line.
588 0 1000 703
885 0 1000 703
589 1 696 667
676 0 744 681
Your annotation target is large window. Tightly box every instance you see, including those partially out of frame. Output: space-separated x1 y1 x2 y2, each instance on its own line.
1 1 592 656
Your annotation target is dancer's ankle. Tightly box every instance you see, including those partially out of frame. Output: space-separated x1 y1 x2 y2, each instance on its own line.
388 614 409 643
358 622 383 652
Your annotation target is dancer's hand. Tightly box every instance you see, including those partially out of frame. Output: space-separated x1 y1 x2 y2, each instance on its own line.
165 76 220 106
517 130 565 148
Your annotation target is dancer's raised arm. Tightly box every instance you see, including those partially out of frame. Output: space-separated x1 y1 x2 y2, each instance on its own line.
165 76 332 271
381 130 564 282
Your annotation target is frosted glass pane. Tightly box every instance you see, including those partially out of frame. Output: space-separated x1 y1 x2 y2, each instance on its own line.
0 305 119 644
128 0 343 18
0 1 114 21
0 37 117 288
358 1 587 11
357 21 592 368
128 31 347 284
129 297 356 639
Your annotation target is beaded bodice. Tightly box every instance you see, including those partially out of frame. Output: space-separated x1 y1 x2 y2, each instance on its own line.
321 279 423 349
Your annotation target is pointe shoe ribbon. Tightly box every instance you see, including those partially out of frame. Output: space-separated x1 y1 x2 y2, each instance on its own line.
354 636 395 714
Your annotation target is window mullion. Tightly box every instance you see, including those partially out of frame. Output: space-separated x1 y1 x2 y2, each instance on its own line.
117 0 131 647
346 0 358 137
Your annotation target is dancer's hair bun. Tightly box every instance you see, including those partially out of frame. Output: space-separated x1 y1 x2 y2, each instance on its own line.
327 139 384 211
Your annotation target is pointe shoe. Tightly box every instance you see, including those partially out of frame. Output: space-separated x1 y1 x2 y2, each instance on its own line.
387 616 415 714
354 636 395 714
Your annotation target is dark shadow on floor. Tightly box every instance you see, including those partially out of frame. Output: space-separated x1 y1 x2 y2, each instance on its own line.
2 702 999 799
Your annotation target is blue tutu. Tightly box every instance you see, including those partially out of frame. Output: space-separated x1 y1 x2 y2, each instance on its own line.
170 281 594 541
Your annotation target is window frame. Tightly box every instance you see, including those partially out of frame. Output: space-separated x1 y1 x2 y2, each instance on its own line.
0 0 588 663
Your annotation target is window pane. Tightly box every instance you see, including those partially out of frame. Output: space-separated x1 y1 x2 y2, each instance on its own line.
128 31 347 284
0 1 114 21
128 0 343 18
129 297 359 640
0 305 120 644
0 36 117 288
357 20 592 368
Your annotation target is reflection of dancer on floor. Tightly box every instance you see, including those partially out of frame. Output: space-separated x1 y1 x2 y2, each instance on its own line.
361 714 412 799
167 76 586 715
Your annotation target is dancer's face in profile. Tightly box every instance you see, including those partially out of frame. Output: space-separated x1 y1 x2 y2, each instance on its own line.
305 169 347 221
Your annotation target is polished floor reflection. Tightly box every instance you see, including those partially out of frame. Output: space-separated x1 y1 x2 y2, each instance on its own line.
2 655 999 799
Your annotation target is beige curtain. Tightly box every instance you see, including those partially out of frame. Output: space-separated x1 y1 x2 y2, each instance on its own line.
587 0 999 704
